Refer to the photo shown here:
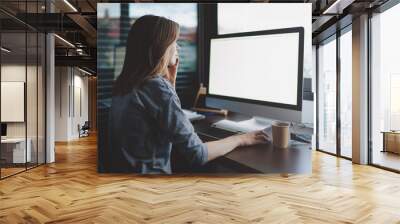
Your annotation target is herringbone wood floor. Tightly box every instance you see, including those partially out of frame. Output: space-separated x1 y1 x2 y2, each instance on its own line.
1 135 400 224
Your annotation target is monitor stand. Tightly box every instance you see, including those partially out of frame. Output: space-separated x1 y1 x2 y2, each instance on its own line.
212 116 273 133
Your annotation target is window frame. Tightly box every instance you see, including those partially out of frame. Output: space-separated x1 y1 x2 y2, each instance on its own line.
315 23 353 160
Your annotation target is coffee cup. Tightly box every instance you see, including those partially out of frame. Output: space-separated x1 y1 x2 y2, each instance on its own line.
272 121 290 148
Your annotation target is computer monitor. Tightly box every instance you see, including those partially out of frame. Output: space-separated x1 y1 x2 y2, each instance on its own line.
1 123 7 138
206 27 304 132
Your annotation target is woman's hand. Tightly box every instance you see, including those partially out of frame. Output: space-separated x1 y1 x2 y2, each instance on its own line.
236 130 270 147
205 130 270 162
165 58 179 87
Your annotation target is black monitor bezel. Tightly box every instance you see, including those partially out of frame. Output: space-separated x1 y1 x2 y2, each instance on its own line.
207 27 304 111
1 123 7 137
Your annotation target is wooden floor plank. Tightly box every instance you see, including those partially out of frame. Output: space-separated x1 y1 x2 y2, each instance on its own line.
1 135 400 223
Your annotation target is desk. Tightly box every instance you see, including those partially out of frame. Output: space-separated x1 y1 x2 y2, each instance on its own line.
193 113 312 174
1 138 31 164
381 131 400 154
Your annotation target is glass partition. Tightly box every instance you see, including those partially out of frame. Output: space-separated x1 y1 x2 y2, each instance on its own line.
1 30 28 177
27 30 38 169
38 32 45 165
0 0 46 179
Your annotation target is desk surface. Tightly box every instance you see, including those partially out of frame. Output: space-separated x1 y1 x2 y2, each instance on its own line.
193 113 312 174
381 131 400 134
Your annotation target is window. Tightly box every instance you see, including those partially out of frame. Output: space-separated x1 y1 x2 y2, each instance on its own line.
316 24 353 159
339 28 352 158
317 36 337 155
390 74 400 130
370 3 400 171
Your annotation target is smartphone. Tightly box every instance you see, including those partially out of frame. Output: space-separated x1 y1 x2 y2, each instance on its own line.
169 56 175 67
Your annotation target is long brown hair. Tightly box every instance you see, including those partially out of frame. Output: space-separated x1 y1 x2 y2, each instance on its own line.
113 15 180 96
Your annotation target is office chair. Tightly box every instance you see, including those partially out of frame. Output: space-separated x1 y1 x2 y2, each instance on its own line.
79 121 90 138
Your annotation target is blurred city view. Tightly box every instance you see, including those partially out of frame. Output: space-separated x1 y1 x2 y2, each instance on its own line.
97 3 198 109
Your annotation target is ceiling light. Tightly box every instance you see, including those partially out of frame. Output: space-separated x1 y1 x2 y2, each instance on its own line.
322 0 355 15
63 0 78 12
78 67 93 76
1 47 11 53
54 34 75 48
76 48 85 55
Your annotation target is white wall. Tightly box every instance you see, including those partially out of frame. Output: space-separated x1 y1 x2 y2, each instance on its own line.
1 65 26 133
71 73 89 138
55 67 89 141
1 65 27 142
1 65 39 137
1 63 46 164
55 67 69 141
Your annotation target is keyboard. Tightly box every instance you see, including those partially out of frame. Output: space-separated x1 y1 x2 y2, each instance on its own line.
291 133 312 143
197 126 239 140
197 126 312 144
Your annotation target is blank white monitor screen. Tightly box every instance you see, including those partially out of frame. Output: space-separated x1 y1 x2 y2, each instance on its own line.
209 31 301 107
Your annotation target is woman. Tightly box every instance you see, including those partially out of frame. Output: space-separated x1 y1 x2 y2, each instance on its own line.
110 15 269 174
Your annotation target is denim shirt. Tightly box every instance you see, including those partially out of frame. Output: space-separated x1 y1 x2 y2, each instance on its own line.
109 75 208 174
